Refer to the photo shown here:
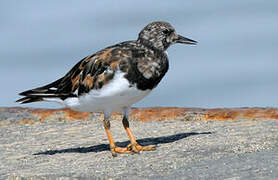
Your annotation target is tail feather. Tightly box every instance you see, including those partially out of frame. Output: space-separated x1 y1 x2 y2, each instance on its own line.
16 77 77 104
16 96 44 104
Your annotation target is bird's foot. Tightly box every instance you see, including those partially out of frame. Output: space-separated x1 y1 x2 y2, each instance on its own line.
127 143 156 153
110 146 132 157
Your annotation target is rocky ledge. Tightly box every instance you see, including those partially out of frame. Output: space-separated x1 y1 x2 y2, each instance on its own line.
1 107 278 126
1 107 278 179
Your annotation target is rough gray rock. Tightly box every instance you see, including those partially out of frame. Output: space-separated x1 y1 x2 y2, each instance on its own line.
1 118 278 179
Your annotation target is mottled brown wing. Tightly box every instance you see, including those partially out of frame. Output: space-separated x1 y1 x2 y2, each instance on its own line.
56 46 130 96
16 45 132 104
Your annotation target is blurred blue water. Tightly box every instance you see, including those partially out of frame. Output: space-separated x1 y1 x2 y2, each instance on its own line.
1 0 278 108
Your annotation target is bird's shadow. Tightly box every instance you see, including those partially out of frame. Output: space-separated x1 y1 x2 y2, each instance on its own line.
33 131 212 155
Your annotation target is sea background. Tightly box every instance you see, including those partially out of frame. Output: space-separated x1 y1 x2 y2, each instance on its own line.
1 0 277 109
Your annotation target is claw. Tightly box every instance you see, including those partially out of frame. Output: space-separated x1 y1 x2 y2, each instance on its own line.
127 143 156 153
110 146 132 156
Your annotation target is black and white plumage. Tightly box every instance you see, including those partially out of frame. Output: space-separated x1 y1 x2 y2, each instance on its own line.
17 21 197 156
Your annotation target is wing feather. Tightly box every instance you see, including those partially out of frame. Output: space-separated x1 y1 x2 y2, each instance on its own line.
16 45 132 104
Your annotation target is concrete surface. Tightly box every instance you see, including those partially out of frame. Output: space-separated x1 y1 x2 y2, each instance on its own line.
1 110 278 179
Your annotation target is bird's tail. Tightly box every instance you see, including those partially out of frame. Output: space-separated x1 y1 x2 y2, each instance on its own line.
16 78 72 104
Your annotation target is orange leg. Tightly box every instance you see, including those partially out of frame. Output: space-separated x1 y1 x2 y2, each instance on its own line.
122 108 156 153
103 115 131 157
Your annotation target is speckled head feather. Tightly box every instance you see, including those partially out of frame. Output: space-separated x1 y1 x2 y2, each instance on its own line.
138 21 197 52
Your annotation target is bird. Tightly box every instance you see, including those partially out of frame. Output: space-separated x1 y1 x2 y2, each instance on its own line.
16 21 197 156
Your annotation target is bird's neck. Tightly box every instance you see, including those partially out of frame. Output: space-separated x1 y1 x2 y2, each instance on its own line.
137 38 165 55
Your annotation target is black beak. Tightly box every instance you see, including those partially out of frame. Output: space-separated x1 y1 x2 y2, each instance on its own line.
176 35 197 45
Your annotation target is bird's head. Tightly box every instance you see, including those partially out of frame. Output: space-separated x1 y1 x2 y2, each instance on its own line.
137 21 197 52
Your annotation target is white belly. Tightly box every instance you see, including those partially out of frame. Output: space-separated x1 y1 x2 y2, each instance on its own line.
63 71 151 113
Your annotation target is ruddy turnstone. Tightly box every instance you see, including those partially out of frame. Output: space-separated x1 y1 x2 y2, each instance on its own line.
17 21 197 156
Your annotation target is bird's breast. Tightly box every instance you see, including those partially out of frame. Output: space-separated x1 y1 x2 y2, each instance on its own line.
125 52 169 91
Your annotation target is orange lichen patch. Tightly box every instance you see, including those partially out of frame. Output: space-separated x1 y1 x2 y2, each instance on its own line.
30 108 90 121
128 107 278 122
266 108 278 119
0 107 30 113
204 108 241 121
129 107 191 121
1 107 278 126
62 108 90 120
31 108 61 121
203 108 278 121
16 118 37 125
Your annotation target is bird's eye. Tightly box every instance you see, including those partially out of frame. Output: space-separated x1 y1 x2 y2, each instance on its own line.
162 29 173 35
